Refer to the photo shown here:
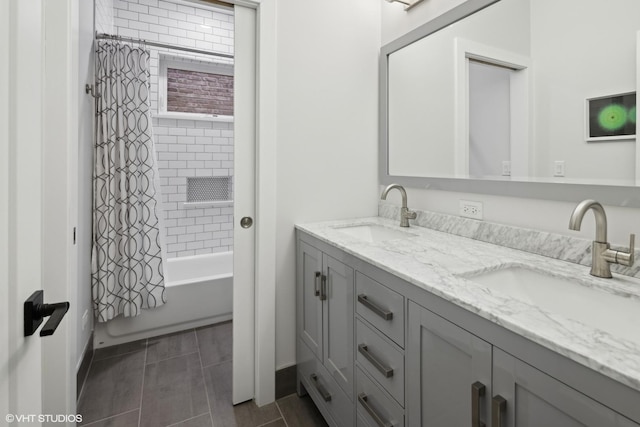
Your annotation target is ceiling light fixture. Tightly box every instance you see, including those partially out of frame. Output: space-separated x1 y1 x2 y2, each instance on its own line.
385 0 425 11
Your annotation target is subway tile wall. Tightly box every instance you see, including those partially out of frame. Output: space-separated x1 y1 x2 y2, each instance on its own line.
111 0 235 258
96 0 115 34
154 118 234 257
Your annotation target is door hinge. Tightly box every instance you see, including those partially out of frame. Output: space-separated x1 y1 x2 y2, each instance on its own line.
73 227 76 245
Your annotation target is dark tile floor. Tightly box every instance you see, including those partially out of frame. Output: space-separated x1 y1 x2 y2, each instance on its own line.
78 322 328 427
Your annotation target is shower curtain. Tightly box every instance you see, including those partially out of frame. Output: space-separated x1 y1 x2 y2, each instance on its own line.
91 40 166 322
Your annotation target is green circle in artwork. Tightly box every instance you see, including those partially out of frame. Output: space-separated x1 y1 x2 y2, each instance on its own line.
629 106 636 124
598 104 628 131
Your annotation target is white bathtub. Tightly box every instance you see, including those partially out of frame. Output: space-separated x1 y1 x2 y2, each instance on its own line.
93 252 233 348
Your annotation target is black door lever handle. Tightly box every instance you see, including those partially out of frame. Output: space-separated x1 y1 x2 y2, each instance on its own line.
24 290 70 337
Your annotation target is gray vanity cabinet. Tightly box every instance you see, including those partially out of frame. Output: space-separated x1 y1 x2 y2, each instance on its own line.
297 238 355 427
296 230 640 427
299 240 323 359
492 349 639 427
323 254 355 398
406 301 492 426
406 300 640 427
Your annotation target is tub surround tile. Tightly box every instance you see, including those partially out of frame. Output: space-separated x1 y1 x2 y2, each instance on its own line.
296 214 640 393
146 329 199 364
196 321 232 367
81 410 140 427
78 351 146 425
141 352 209 427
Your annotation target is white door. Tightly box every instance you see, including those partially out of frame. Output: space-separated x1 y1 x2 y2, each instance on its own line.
232 5 257 405
1 0 77 423
468 60 512 177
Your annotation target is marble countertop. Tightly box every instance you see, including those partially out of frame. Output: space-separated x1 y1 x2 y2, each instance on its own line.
296 216 640 393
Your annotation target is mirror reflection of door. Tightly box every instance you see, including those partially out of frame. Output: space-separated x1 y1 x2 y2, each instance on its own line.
467 57 529 179
468 59 513 178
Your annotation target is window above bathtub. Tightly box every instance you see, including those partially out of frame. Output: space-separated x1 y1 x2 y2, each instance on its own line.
157 54 234 123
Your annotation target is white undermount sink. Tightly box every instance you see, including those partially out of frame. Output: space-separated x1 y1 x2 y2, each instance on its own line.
334 223 417 243
465 265 640 346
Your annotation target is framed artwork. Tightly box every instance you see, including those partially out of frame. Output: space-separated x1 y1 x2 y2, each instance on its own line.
586 92 636 142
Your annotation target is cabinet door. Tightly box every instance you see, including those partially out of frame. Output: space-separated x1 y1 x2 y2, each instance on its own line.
407 301 492 427
323 254 355 399
298 240 323 360
492 349 639 427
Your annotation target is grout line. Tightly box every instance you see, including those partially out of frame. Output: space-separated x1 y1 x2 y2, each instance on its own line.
137 339 149 427
255 417 285 427
80 408 140 427
165 412 210 427
145 349 201 366
274 401 289 427
200 357 233 370
194 330 216 427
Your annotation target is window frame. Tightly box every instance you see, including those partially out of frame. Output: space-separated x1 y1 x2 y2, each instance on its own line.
157 54 235 122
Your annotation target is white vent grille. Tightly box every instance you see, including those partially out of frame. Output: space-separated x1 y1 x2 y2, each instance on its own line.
187 177 231 202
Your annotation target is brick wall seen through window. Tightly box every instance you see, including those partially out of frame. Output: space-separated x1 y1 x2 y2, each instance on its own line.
167 68 234 116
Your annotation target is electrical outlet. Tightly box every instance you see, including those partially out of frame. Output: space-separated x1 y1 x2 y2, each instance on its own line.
459 200 483 220
554 160 565 177
82 309 89 331
501 160 511 176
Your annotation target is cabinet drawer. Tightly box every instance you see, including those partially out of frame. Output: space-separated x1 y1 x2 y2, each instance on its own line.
357 367 404 427
356 319 404 406
298 340 354 427
356 272 405 347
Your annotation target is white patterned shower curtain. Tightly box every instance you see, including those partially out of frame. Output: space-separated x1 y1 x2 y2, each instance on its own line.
91 40 166 322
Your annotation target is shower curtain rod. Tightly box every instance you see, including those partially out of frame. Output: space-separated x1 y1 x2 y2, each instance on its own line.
95 33 234 59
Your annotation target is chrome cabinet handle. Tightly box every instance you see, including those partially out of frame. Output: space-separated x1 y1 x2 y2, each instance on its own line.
319 275 327 301
314 272 321 297
471 382 486 427
310 374 331 402
358 393 393 427
358 344 394 378
357 294 393 320
491 395 506 427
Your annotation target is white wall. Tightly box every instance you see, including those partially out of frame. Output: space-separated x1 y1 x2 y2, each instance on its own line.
381 0 466 45
274 0 381 369
531 0 639 182
0 0 9 416
77 0 95 371
380 0 640 250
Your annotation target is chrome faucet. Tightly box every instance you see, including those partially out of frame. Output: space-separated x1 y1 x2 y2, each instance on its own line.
381 184 416 227
568 199 635 278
